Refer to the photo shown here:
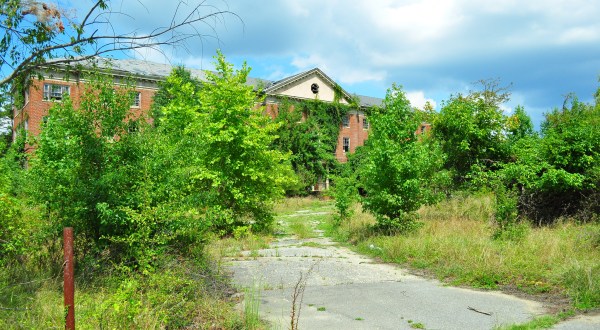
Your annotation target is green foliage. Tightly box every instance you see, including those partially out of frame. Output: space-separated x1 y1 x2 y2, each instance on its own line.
150 65 202 125
492 184 528 241
433 93 508 186
506 105 534 142
562 263 600 309
158 51 295 234
332 164 359 221
359 84 443 232
0 137 37 262
271 98 350 193
498 92 599 224
28 71 189 268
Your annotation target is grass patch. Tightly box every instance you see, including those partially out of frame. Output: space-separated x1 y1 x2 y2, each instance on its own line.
289 221 313 239
273 196 335 239
494 310 574 329
0 252 246 329
204 233 272 260
300 241 325 248
273 196 333 215
329 193 600 310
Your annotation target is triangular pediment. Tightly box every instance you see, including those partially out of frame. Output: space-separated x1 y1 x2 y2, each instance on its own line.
265 68 352 104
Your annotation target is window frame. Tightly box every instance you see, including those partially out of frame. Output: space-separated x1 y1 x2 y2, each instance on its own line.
342 137 350 153
132 91 141 108
342 115 350 128
43 83 70 101
362 118 369 129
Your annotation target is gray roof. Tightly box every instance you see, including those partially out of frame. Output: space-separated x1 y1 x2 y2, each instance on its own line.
47 57 382 107
356 94 383 107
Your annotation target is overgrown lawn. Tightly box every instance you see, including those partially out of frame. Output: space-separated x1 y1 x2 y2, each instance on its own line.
332 193 600 310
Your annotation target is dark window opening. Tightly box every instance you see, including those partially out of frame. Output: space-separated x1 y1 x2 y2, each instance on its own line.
343 137 350 153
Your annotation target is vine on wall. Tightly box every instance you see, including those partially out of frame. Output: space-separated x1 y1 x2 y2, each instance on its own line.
271 97 355 194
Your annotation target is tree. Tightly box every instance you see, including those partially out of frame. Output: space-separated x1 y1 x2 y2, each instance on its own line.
433 80 510 185
0 0 236 130
150 66 203 125
506 105 534 142
27 71 185 267
158 52 296 233
498 91 599 224
359 84 443 232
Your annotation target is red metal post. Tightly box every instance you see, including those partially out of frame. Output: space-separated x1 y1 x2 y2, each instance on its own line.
63 227 75 330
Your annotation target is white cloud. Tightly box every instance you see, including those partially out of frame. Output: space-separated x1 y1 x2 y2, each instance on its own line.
405 91 437 110
71 0 600 128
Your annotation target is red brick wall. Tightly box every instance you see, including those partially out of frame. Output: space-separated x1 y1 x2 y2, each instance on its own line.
335 111 369 162
13 77 156 142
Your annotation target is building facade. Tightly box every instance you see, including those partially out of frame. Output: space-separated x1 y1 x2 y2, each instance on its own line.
13 58 381 162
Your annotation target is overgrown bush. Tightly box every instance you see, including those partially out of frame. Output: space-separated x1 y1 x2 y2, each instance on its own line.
358 84 443 233
271 97 352 194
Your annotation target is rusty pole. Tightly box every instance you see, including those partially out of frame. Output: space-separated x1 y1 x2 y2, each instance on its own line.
63 227 75 330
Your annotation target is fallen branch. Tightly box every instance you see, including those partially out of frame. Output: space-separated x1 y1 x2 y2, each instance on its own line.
467 306 492 316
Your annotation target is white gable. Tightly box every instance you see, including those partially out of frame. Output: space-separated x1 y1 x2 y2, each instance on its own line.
271 72 349 104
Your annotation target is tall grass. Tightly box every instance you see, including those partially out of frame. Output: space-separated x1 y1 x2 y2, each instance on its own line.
333 193 600 309
0 250 247 329
273 196 333 215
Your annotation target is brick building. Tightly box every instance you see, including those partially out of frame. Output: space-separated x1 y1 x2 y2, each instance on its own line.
13 58 381 162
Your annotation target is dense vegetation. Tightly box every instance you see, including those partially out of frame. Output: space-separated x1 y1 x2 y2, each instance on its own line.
329 78 600 316
1 46 598 326
334 79 599 236
0 53 294 328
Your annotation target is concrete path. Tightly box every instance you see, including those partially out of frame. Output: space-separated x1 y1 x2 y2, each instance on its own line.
225 211 598 329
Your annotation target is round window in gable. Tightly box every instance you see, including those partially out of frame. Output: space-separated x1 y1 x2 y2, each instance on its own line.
311 83 319 94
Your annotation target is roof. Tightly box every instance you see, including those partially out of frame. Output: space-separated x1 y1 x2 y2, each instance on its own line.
46 57 382 107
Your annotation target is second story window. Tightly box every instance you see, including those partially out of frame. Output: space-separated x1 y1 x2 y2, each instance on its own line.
363 118 369 129
43 83 70 101
342 115 350 128
343 137 350 152
132 92 141 107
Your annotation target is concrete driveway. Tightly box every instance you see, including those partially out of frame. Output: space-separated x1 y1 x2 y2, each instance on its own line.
225 212 599 329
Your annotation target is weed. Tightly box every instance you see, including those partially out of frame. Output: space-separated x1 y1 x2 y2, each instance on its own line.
290 262 318 330
326 194 600 310
301 241 325 248
410 322 426 329
355 317 364 320
244 286 262 329
493 310 574 330
317 306 326 311
289 221 313 239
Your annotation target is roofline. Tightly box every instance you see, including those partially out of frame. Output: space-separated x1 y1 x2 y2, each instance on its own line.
263 68 354 101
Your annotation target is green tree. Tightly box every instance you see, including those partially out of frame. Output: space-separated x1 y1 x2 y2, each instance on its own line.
498 92 599 224
150 66 203 125
359 84 443 232
433 85 508 185
506 105 534 142
159 52 296 233
27 72 185 266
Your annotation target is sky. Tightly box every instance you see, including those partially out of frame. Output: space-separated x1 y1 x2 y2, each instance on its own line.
65 0 600 128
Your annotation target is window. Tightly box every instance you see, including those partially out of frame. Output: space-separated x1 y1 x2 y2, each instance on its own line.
43 83 70 101
420 125 427 134
132 91 141 107
24 89 29 105
342 115 350 128
343 137 350 153
363 118 369 129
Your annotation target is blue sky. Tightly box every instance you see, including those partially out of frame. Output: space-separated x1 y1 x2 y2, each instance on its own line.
68 0 600 128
